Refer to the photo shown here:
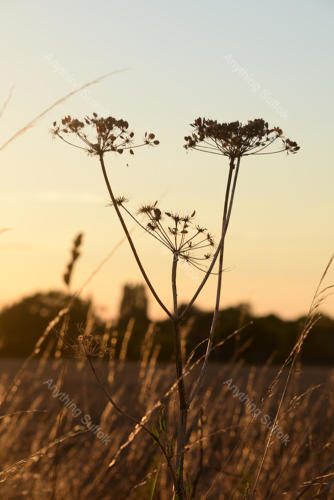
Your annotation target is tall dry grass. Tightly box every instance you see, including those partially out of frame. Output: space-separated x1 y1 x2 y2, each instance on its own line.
0 325 333 499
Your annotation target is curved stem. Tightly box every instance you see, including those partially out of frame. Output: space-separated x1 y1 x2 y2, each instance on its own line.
86 355 177 489
99 154 172 318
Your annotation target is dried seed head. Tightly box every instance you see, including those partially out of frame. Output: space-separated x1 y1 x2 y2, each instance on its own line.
135 201 215 271
184 117 300 158
68 333 110 359
52 114 159 158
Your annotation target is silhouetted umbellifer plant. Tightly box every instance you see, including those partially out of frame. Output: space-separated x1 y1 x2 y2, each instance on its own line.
52 114 299 499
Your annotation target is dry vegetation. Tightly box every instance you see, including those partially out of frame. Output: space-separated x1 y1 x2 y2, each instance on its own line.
1 87 333 499
0 330 334 499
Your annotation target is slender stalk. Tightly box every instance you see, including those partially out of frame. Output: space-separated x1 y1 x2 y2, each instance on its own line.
172 252 179 320
99 154 172 319
191 407 204 498
51 358 68 500
180 158 237 321
99 153 190 495
189 157 240 404
172 252 188 499
86 354 177 489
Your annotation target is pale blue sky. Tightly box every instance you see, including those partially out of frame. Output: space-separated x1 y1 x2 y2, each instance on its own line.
1 0 333 319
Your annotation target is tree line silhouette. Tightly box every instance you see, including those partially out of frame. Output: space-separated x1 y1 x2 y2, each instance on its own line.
0 284 333 364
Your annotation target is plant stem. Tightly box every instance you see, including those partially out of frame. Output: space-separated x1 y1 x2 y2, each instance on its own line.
172 251 188 499
99 154 172 319
86 354 177 490
179 159 237 320
189 157 240 404
172 252 179 319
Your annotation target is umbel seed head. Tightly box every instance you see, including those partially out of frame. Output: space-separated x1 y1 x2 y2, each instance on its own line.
52 114 159 157
136 202 215 272
184 117 300 158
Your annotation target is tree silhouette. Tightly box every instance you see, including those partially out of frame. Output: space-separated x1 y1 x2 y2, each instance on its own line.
119 283 148 321
116 284 150 360
0 291 101 357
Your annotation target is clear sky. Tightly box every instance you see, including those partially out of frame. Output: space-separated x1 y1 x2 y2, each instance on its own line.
1 0 333 320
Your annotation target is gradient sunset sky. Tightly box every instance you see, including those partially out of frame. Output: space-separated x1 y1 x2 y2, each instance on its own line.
1 0 333 320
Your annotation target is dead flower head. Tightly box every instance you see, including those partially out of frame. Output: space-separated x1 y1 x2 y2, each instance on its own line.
184 118 300 159
52 113 159 157
66 333 110 359
135 201 215 272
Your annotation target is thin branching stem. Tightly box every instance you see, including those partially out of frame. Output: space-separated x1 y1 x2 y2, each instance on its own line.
180 157 239 321
99 154 172 319
85 354 177 489
189 157 240 404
